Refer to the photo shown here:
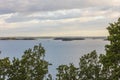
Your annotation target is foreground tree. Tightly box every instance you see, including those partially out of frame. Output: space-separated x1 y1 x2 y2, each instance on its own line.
100 18 120 80
79 50 102 80
56 18 120 80
0 44 51 80
0 57 10 80
9 44 51 80
56 51 103 80
56 63 79 80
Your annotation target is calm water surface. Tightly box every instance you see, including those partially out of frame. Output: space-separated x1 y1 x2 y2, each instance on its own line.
0 39 109 77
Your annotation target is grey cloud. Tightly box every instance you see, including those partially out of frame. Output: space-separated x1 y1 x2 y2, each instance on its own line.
5 9 82 23
5 13 32 23
0 0 80 14
0 8 14 14
1 0 120 37
5 5 120 23
1 18 109 37
0 0 120 14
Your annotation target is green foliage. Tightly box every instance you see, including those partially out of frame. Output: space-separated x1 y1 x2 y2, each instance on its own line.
0 57 10 80
0 44 51 80
55 18 120 80
56 63 79 80
100 18 120 80
79 50 102 80
106 18 120 54
46 74 53 80
55 51 102 80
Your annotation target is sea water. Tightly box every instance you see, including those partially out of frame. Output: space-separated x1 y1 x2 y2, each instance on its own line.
0 39 109 78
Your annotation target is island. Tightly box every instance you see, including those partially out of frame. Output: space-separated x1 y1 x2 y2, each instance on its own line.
0 36 107 41
0 37 35 40
54 37 85 41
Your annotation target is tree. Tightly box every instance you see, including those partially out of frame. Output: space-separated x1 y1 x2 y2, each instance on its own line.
9 44 51 80
79 50 102 80
0 44 51 80
55 51 103 80
56 63 79 80
100 18 120 80
0 57 10 80
55 18 120 80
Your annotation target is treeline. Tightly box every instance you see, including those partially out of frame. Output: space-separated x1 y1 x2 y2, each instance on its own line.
0 18 120 80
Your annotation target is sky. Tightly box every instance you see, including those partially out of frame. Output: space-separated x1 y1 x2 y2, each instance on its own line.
0 0 120 37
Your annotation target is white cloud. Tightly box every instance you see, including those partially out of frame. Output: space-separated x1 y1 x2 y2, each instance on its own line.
0 0 120 14
0 0 120 36
5 7 120 23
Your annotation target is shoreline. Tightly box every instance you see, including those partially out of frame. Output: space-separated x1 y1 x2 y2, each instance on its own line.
0 37 107 41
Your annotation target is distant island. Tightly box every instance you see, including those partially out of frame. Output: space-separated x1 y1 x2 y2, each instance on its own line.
0 37 35 40
54 37 107 41
54 37 85 41
0 36 107 41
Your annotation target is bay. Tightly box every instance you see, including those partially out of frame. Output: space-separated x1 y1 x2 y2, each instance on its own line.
0 39 109 78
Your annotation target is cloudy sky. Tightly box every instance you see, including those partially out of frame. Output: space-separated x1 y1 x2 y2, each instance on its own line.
0 0 120 37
